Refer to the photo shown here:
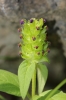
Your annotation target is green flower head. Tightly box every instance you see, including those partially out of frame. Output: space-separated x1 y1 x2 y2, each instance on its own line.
18 18 49 63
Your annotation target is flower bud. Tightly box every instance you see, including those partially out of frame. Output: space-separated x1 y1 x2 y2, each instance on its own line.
36 26 40 30
19 51 22 56
32 37 36 41
18 43 22 47
30 18 33 23
47 48 50 53
42 50 44 55
18 28 21 32
45 25 48 30
37 52 40 55
34 46 39 49
19 34 23 39
43 18 46 23
20 19 24 25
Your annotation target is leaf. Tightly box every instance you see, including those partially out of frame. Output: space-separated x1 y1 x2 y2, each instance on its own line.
37 90 61 100
37 63 48 94
39 56 49 63
32 90 61 100
32 95 39 100
44 43 48 51
18 60 35 99
49 91 66 100
0 70 21 97
32 90 51 100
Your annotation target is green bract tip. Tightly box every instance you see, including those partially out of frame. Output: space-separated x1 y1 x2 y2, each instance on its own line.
19 18 49 63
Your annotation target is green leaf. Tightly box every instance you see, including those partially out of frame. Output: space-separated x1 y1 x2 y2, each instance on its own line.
32 95 39 100
39 56 49 63
44 43 48 51
37 63 48 94
49 91 66 100
18 60 35 99
37 90 61 100
0 70 21 97
32 90 62 100
32 90 51 100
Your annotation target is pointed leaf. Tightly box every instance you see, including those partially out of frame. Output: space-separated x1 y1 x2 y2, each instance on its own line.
32 90 57 100
18 60 35 99
37 63 48 94
32 90 61 100
49 91 66 100
32 90 51 100
0 70 21 97
37 90 61 100
39 56 49 63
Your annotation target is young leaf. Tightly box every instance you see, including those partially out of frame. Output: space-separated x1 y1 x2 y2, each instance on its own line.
32 90 51 100
0 70 21 97
49 91 66 100
37 63 48 94
39 56 49 63
37 90 61 100
18 60 35 99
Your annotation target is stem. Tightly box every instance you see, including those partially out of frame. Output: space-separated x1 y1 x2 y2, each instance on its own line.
32 68 36 98
45 79 66 100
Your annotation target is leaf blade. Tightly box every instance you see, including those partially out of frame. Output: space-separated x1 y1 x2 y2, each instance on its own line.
0 84 20 96
0 70 19 86
37 63 48 94
18 60 35 99
0 70 21 97
37 90 61 100
50 91 66 100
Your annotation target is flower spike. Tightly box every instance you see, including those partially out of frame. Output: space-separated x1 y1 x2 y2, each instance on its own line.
18 18 49 62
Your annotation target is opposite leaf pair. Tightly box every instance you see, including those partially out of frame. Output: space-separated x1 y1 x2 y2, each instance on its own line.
18 60 48 99
0 60 48 100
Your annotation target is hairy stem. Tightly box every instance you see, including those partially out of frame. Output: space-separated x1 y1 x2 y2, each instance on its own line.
32 68 36 98
45 79 66 100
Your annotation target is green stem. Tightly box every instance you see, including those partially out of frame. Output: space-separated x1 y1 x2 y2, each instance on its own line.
45 79 66 100
32 68 36 98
